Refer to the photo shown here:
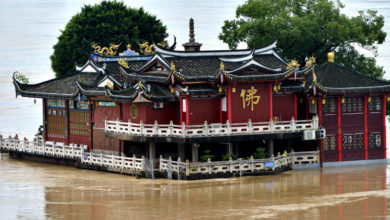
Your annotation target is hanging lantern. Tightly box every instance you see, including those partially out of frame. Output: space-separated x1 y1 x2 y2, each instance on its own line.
322 99 326 104
273 85 277 91
387 95 390 102
368 97 372 103
311 98 315 104
232 87 236 93
299 97 303 103
341 97 345 104
34 98 36 104
218 86 223 93
170 85 174 93
277 83 281 90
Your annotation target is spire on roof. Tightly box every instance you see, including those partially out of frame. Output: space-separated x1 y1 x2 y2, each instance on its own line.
182 18 202 52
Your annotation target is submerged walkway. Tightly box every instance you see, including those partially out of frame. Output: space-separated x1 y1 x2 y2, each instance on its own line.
0 134 320 180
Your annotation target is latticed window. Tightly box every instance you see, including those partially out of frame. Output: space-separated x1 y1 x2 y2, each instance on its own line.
324 136 337 151
368 96 382 112
342 97 363 113
330 136 336 150
323 98 337 114
69 111 89 136
47 99 65 108
323 137 329 151
369 133 382 148
342 134 363 150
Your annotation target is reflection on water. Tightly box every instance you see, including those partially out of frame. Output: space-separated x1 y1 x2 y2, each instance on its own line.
0 158 388 219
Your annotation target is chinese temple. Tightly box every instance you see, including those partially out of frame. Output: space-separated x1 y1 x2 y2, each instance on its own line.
13 19 390 166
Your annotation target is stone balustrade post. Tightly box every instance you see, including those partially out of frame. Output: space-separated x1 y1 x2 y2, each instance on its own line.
312 115 319 128
141 155 145 171
207 157 211 174
291 117 296 131
112 153 114 167
182 122 186 137
133 154 137 170
177 157 181 173
248 119 252 134
100 152 103 166
250 155 254 172
62 144 65 157
226 120 230 135
154 120 159 135
169 121 173 136
140 120 144 135
128 119 131 134
229 156 233 173
204 121 208 135
186 159 190 176
121 154 124 169
270 119 275 132
159 155 163 171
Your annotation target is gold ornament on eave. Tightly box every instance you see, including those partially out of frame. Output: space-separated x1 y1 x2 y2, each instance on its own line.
170 61 176 73
220 61 225 73
286 59 300 70
305 56 316 67
91 42 121 55
118 58 129 69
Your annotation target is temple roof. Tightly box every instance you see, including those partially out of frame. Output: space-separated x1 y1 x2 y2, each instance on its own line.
307 62 390 94
14 72 100 99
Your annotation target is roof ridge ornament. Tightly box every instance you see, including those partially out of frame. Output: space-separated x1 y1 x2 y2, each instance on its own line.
305 56 316 67
91 42 121 55
286 59 300 70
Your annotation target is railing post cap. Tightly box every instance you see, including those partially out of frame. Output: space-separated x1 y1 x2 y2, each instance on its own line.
207 157 211 163
160 154 163 159
154 120 158 125
178 157 181 162
250 155 254 160
229 156 232 161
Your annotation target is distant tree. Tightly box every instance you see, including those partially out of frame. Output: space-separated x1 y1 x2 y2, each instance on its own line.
219 0 386 78
51 1 168 77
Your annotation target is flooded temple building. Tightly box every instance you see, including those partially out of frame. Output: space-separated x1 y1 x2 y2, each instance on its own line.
12 20 390 168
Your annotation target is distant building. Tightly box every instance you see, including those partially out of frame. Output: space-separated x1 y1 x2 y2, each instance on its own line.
13 21 390 166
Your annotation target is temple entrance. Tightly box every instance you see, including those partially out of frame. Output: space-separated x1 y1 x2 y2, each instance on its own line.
123 141 147 157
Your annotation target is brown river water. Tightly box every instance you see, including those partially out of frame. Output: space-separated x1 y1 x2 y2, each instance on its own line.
0 156 388 219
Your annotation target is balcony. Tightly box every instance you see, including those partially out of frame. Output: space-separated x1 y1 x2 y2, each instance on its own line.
105 116 320 143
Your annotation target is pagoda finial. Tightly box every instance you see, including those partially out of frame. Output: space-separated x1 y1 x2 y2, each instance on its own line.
189 18 195 43
182 18 202 52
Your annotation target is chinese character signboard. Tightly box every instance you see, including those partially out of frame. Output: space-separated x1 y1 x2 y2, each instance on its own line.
240 86 260 111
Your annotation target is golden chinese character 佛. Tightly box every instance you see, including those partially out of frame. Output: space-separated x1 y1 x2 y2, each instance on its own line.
240 86 260 111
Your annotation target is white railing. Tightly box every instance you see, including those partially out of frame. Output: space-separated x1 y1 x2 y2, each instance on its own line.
105 116 319 138
0 135 83 159
0 134 320 178
291 150 320 165
80 152 144 171
159 154 293 176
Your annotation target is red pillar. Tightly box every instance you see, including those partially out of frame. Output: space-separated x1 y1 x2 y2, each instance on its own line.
42 98 47 141
364 95 368 160
382 94 387 159
219 96 223 123
227 84 232 123
337 96 342 161
294 93 297 120
65 100 70 145
179 97 183 125
186 96 190 125
89 102 93 152
269 83 273 120
318 97 323 164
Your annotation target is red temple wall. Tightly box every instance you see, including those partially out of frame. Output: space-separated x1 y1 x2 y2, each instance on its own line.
122 103 179 124
45 108 67 143
272 94 295 121
188 97 220 125
92 104 120 152
230 83 271 123
68 109 90 146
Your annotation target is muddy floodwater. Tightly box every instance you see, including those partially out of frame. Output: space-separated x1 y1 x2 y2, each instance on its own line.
0 157 388 219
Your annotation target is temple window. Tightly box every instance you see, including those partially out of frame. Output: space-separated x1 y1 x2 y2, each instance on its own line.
368 96 382 112
323 97 336 114
47 99 65 108
369 133 382 148
342 97 363 113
